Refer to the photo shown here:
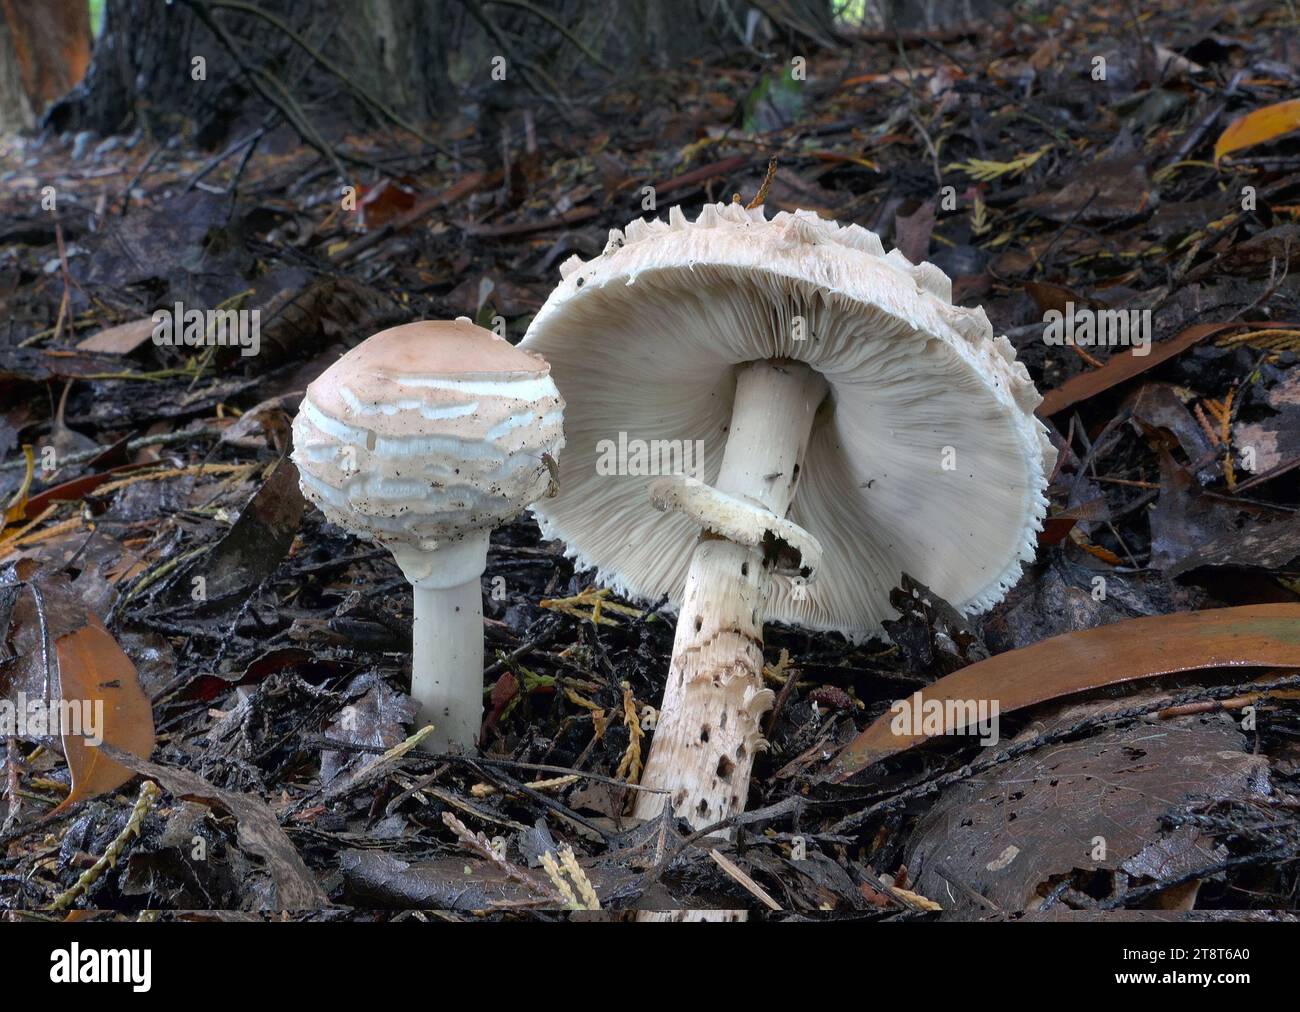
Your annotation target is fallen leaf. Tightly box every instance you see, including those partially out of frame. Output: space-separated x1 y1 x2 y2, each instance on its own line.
357 178 417 231
157 450 304 612
1192 223 1300 279
1017 155 1151 224
1024 280 1103 315
75 318 155 355
882 574 989 676
55 613 157 809
905 697 1262 917
340 848 637 911
1214 98 1300 164
320 671 417 784
1127 383 1216 473
829 603 1300 780
1 562 156 810
21 461 157 519
893 200 936 265
1036 321 1298 417
1150 450 1300 576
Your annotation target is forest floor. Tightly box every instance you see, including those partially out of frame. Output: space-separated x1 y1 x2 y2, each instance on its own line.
2 0 1300 919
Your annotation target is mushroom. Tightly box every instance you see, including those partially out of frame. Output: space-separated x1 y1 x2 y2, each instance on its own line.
291 319 565 753
519 203 1054 835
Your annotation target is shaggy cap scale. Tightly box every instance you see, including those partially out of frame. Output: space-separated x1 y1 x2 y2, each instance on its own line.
292 319 565 560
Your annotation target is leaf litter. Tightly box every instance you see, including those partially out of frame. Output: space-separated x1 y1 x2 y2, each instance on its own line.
3 0 1300 920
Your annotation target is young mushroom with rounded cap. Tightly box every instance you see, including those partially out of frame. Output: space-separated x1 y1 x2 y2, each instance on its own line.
520 202 1054 858
291 318 564 753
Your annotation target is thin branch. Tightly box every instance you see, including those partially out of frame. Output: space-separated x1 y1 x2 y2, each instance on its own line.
482 0 614 73
177 0 347 182
201 0 467 166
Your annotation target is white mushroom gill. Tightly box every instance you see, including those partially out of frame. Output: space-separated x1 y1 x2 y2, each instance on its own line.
527 257 1052 638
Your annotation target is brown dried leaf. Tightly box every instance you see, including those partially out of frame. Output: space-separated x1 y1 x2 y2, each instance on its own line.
1038 322 1252 417
830 604 1300 781
55 613 156 810
1 563 155 811
905 700 1262 917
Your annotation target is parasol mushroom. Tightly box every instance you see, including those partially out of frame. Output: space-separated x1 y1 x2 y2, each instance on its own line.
292 318 565 753
519 202 1054 848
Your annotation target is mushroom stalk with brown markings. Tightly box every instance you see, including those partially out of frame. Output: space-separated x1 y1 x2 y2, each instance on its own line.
632 360 827 832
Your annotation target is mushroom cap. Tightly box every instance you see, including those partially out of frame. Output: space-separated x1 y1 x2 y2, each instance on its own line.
519 203 1055 641
292 319 565 563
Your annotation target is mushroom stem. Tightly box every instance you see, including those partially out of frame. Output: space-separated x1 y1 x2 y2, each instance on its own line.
397 529 490 753
635 361 827 837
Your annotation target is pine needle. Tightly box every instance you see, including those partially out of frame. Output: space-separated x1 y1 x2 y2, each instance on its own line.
946 144 1050 181
746 156 778 209
615 681 643 782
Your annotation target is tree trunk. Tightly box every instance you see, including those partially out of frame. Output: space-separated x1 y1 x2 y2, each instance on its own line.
0 0 91 132
41 0 839 145
43 0 457 142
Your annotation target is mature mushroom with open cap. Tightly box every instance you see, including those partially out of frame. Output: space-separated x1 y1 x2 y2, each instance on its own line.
292 319 565 753
520 202 1054 839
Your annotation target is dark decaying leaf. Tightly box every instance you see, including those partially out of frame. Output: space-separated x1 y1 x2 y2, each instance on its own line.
157 451 305 612
892 199 936 264
882 574 989 677
341 850 551 910
1016 154 1151 224
100 744 328 910
905 698 1267 917
1189 224 1300 279
320 671 417 784
1127 383 1217 473
1149 450 1300 576
830 604 1300 781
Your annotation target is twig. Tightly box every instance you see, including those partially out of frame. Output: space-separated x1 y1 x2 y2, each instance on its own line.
709 848 781 910
187 125 270 192
0 427 222 474
202 0 466 166
49 781 161 911
115 146 162 215
481 0 614 73
178 0 348 182
746 156 778 210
